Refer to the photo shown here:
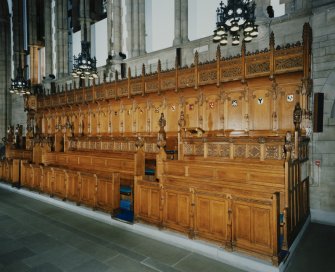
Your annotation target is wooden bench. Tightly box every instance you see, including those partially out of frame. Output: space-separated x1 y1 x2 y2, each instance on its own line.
20 162 120 214
135 132 310 265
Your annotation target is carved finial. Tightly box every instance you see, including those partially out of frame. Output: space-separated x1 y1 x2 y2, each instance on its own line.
157 113 167 148
178 111 186 128
159 113 166 129
142 63 145 76
135 136 145 149
293 103 302 131
284 131 292 161
270 32 275 49
216 45 221 60
158 60 161 72
194 50 199 65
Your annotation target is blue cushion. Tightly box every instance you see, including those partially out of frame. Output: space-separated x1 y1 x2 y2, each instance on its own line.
120 199 132 210
145 169 155 175
120 185 132 195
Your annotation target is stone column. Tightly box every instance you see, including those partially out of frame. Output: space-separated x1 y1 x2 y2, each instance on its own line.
173 0 181 46
80 0 86 41
0 1 12 138
132 0 140 57
181 0 189 43
255 0 271 19
28 0 37 44
114 0 122 55
44 0 53 78
125 0 133 58
85 0 91 43
55 0 69 77
139 0 146 55
106 0 113 56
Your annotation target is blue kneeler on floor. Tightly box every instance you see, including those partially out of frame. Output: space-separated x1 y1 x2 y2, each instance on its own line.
113 185 134 223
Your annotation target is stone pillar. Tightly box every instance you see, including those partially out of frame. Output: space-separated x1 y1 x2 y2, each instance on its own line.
106 0 113 56
80 0 86 41
0 1 12 138
10 0 25 128
139 0 146 55
173 0 181 46
114 0 122 55
86 21 91 43
44 0 53 78
85 0 91 43
255 0 271 19
55 0 69 77
132 0 140 57
125 0 133 57
181 0 189 43
28 0 38 44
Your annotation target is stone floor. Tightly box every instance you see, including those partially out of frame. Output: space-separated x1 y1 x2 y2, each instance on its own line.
0 184 334 272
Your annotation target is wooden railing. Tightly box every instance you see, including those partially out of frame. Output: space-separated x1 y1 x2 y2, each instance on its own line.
180 134 286 162
36 35 307 110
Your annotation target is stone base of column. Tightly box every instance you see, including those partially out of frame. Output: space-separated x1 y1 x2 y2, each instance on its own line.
173 38 181 47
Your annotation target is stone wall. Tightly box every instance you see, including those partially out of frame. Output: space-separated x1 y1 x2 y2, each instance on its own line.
309 2 335 224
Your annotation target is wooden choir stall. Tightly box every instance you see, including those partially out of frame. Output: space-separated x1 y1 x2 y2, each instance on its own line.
0 24 313 266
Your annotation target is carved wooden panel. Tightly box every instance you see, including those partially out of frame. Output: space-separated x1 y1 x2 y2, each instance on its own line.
166 99 179 132
164 189 190 232
135 182 161 224
131 81 142 96
185 97 199 128
250 89 271 130
42 167 54 195
111 105 120 134
96 173 120 213
80 173 97 207
227 92 243 130
278 86 299 130
220 59 242 82
118 82 129 97
66 170 80 203
124 105 133 133
137 103 147 132
198 68 217 86
95 86 106 100
31 165 43 190
161 75 176 91
204 94 221 131
246 53 270 78
195 194 229 243
178 72 195 89
21 163 32 187
151 101 162 133
145 78 159 94
53 169 66 199
232 198 273 256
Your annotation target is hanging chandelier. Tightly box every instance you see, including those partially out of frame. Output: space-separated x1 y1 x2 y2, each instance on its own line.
213 0 258 46
71 41 98 80
9 66 31 96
